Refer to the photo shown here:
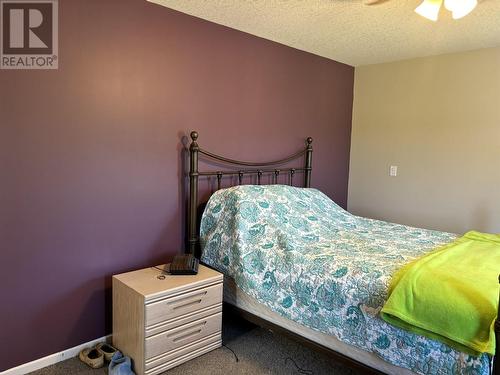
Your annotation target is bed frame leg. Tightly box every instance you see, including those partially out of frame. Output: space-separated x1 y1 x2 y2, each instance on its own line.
494 275 499 375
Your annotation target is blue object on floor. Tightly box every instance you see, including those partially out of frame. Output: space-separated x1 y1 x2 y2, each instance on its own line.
109 351 135 375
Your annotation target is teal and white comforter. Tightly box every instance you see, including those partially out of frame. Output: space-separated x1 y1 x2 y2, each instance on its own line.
200 185 490 375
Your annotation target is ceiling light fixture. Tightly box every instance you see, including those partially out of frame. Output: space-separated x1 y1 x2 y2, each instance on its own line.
415 0 442 21
415 0 477 21
445 0 478 19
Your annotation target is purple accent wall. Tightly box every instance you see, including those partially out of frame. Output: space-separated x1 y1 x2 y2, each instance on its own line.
0 0 353 370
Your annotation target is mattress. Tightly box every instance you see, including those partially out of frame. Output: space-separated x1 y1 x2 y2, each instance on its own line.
224 276 416 375
200 185 490 375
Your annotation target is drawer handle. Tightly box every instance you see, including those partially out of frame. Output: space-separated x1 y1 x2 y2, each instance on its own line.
172 329 203 343
167 321 207 342
168 291 208 309
172 299 202 310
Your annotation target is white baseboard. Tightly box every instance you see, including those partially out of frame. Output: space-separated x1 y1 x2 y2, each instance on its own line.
1 335 112 375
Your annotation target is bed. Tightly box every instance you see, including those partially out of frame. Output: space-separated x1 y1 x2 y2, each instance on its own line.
185 131 499 375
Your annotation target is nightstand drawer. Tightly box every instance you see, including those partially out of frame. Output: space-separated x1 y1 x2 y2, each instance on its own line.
145 304 222 337
145 312 222 359
145 332 221 373
146 283 222 326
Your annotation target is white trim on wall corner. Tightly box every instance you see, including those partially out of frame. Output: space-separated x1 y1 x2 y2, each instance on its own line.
1 335 112 375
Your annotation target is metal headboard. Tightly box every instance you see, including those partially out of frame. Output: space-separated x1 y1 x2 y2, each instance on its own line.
187 130 313 254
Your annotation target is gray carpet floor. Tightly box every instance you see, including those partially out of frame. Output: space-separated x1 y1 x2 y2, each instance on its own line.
29 315 360 375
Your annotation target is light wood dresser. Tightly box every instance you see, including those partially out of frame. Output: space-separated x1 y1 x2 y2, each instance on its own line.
112 264 223 375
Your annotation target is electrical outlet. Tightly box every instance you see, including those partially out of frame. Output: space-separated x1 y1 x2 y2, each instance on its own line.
390 165 398 177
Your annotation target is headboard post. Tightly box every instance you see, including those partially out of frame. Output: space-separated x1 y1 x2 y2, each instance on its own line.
304 137 313 188
187 131 199 254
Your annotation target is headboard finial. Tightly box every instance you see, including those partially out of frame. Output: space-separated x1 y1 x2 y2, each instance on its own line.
306 137 313 145
190 131 199 142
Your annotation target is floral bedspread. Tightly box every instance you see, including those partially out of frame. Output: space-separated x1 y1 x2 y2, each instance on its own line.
200 185 490 375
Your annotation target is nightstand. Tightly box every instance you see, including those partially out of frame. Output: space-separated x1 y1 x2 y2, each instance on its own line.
112 264 223 375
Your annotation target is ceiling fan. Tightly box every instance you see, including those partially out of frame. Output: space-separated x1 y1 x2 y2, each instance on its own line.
364 0 478 21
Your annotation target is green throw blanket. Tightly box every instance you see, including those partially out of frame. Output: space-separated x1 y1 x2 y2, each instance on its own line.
381 231 499 356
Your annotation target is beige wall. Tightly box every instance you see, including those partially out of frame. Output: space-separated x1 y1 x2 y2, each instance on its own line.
348 47 500 234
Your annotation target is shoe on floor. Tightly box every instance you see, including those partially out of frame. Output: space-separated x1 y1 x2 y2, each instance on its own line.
109 351 135 375
96 342 118 362
79 348 104 369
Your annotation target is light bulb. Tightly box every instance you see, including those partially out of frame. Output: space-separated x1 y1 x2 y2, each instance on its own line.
444 0 457 11
451 0 477 19
415 0 443 22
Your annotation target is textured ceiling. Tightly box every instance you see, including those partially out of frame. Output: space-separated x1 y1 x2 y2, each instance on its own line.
147 0 500 66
